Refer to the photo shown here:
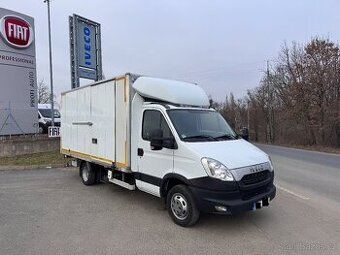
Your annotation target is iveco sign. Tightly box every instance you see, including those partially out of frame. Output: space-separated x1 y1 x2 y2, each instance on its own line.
0 8 37 136
79 24 95 69
69 14 102 88
0 15 34 48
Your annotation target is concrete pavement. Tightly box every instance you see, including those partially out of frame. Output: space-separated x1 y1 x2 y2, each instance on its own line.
1 145 340 254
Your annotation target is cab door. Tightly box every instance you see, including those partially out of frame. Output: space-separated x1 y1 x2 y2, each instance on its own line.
137 109 174 197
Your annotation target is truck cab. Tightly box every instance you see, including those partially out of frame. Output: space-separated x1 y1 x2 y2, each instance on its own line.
130 77 275 226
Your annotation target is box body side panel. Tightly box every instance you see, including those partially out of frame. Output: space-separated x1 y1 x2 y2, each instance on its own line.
61 80 117 165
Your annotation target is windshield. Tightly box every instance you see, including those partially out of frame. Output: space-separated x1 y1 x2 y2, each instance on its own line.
39 109 61 118
167 109 237 142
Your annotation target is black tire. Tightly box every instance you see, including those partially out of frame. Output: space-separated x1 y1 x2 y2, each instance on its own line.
80 162 96 185
38 124 44 134
166 184 200 227
39 124 47 134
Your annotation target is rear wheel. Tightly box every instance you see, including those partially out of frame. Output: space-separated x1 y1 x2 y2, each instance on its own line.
80 162 96 185
167 185 200 227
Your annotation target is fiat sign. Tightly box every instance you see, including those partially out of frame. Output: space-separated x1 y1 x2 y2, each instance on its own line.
0 8 37 136
0 15 34 48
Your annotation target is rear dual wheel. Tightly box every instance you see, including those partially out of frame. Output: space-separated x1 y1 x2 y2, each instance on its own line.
80 162 96 185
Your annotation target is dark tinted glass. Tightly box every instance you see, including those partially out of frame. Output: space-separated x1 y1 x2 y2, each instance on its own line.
142 110 172 141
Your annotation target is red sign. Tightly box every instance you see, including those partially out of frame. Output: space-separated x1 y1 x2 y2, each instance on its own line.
0 15 33 48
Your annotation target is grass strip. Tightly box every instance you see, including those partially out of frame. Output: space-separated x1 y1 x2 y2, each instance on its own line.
0 150 71 166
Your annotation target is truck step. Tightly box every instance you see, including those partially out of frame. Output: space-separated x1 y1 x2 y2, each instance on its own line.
109 178 135 190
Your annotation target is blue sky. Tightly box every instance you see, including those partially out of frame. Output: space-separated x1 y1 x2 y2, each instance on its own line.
2 0 340 102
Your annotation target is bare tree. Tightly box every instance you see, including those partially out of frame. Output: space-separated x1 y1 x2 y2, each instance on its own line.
244 38 340 147
37 79 50 104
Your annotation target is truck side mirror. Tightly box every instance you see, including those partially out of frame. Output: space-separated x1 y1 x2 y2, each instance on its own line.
241 134 249 141
163 137 178 150
239 127 249 141
150 129 163 150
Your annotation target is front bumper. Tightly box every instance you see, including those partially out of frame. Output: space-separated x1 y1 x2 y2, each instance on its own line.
189 182 276 214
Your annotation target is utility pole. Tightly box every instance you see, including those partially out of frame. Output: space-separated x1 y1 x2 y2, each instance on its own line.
266 60 270 143
247 99 250 131
44 0 55 126
266 60 274 144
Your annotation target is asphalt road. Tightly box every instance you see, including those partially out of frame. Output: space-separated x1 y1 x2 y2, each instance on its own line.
257 144 340 203
1 145 340 255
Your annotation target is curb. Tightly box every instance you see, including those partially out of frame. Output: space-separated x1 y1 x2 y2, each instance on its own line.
0 164 74 171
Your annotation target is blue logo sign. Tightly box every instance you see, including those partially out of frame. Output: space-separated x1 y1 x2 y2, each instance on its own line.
83 26 91 66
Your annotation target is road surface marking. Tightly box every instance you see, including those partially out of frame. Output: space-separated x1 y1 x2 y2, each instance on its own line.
276 185 310 200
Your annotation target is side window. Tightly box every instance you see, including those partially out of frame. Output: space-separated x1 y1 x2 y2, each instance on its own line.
142 110 173 141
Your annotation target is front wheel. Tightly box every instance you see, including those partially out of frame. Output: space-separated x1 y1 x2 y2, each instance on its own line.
167 185 200 227
38 124 47 134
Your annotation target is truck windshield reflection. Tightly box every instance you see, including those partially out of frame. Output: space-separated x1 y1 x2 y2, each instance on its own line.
167 109 237 142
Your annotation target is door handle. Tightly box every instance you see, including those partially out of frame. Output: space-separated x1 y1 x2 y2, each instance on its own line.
137 148 144 157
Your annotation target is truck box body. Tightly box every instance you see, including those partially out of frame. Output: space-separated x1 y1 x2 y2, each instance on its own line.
61 74 134 169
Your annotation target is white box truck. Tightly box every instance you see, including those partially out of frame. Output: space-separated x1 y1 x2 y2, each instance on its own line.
61 74 276 226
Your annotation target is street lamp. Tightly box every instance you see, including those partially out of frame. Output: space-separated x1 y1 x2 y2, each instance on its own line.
44 0 55 126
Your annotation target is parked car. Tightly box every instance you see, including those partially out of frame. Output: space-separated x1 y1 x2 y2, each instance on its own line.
38 103 61 134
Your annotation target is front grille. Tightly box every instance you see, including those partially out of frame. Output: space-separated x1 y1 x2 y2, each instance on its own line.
241 170 270 186
241 183 271 200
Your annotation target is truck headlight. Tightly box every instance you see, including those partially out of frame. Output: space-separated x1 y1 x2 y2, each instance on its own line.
201 158 234 181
